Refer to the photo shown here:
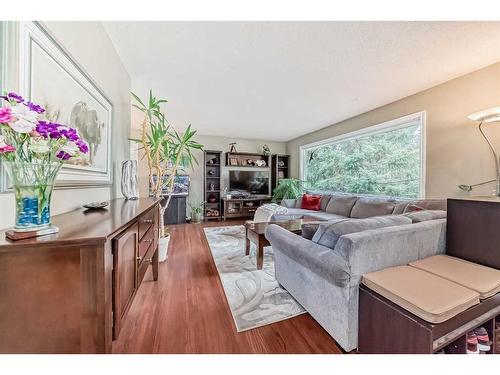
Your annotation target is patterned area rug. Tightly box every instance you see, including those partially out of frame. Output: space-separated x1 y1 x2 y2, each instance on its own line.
203 225 305 332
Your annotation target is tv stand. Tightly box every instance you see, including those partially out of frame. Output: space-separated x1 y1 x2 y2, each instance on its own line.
222 196 272 220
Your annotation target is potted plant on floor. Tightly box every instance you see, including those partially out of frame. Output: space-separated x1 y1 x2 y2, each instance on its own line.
271 178 305 203
131 91 203 261
189 200 204 223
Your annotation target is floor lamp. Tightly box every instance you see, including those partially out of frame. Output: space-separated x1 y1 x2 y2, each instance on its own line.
460 106 500 196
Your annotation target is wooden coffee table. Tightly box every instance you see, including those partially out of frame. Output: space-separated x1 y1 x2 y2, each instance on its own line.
245 218 313 269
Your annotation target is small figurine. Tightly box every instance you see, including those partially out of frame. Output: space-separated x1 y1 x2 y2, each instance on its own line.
262 144 271 156
229 142 237 152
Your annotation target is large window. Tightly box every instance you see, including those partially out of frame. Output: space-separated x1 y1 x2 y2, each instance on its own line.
301 113 424 198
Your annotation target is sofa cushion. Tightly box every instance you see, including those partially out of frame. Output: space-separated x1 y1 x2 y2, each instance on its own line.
320 194 332 211
301 221 323 240
281 199 298 208
362 265 480 324
350 197 397 218
403 204 425 213
325 195 358 217
311 215 412 249
294 197 303 208
411 199 447 211
304 211 347 221
403 210 447 223
392 201 410 215
409 255 500 299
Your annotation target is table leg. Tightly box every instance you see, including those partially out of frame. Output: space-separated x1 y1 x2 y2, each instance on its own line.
245 228 250 256
257 237 265 270
152 247 159 281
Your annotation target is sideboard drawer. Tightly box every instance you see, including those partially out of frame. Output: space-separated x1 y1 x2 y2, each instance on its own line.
138 209 155 240
138 225 154 262
137 243 156 284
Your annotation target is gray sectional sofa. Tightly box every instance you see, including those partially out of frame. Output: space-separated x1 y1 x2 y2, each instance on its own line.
265 192 447 352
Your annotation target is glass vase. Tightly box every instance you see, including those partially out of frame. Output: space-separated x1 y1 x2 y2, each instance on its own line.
4 161 62 232
121 160 139 200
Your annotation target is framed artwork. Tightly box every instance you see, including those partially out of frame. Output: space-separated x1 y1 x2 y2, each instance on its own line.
278 170 285 179
18 22 113 186
229 158 239 166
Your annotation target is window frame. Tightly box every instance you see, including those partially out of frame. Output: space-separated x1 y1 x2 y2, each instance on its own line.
299 111 426 198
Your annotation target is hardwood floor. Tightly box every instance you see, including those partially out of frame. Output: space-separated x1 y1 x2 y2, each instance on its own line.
112 220 343 354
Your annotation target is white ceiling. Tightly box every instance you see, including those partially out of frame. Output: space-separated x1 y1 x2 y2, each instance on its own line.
103 21 500 142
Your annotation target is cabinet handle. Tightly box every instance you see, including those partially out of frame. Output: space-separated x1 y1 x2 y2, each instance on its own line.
143 219 153 223
144 238 153 243
136 256 143 261
146 258 153 264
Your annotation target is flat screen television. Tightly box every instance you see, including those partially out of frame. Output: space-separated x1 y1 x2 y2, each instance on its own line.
229 171 269 196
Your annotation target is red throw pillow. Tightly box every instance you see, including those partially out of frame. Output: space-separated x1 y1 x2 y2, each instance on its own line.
301 194 322 211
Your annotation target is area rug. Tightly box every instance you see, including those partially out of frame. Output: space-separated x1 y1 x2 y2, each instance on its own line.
203 225 305 332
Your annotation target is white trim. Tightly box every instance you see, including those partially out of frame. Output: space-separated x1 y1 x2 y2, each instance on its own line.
18 21 113 187
299 111 426 198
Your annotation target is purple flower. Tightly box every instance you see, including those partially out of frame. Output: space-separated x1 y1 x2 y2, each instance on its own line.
24 101 45 114
76 139 89 154
56 150 72 160
6 92 24 103
36 121 63 139
59 127 79 142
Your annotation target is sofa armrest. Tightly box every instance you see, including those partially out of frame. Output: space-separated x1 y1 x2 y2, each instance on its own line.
334 219 446 283
265 224 350 287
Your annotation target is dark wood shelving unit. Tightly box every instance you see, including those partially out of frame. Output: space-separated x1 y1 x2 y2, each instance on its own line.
271 154 290 194
225 151 271 168
203 150 222 220
222 197 272 220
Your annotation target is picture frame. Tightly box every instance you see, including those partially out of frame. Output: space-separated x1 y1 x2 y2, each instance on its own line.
278 170 285 179
229 158 239 166
18 21 113 187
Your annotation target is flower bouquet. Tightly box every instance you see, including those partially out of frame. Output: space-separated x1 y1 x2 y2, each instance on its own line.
0 91 89 232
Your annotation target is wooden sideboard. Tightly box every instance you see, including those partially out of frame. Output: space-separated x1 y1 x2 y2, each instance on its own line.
0 198 160 353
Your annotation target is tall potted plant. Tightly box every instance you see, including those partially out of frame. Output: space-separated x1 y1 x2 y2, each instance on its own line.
0 91 88 234
131 91 203 261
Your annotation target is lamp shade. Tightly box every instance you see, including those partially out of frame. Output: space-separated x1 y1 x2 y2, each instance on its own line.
468 106 500 123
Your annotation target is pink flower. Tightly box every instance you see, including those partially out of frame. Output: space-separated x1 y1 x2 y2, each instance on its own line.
0 145 16 153
0 107 13 123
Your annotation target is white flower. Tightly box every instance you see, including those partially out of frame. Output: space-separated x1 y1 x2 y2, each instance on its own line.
60 141 79 156
11 104 38 123
29 139 50 154
10 118 36 133
0 134 6 148
10 105 38 133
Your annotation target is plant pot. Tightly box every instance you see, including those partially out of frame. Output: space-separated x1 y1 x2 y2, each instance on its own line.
191 212 203 223
4 161 62 232
158 234 170 262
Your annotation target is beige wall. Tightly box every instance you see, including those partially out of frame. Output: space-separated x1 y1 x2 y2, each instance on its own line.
286 61 500 199
0 21 131 229
131 120 286 214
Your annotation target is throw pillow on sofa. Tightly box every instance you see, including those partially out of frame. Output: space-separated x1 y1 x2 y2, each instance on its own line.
403 204 425 213
403 210 447 223
311 215 412 249
301 194 322 211
350 197 397 218
325 194 358 216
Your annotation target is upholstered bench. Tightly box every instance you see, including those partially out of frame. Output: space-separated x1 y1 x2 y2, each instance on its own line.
409 255 500 300
358 256 500 353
